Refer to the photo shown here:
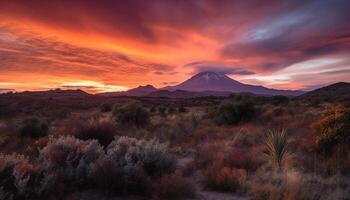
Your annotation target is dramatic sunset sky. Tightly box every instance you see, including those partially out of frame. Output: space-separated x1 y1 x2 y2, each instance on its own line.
0 0 350 93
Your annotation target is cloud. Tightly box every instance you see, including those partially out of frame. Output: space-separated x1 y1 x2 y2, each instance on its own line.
162 81 178 85
0 25 176 89
320 68 350 75
186 61 255 75
220 0 350 72
0 0 350 90
60 81 128 93
0 0 308 45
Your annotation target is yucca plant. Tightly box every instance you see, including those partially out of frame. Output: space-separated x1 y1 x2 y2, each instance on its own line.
264 129 289 169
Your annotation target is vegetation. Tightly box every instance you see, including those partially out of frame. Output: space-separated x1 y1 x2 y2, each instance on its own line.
1 92 350 199
70 119 118 146
17 118 48 138
154 172 196 200
204 156 247 192
100 103 113 112
112 101 150 127
264 129 289 169
314 104 350 155
158 106 166 116
213 101 256 125
0 136 178 199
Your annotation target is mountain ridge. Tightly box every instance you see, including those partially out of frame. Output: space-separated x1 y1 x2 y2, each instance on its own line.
298 82 350 102
162 71 303 96
99 85 157 96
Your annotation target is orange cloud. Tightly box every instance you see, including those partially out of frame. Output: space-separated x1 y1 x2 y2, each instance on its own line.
0 0 350 92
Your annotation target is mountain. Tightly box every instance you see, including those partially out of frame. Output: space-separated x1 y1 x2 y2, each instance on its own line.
99 85 157 96
298 82 350 102
147 90 232 98
164 71 303 96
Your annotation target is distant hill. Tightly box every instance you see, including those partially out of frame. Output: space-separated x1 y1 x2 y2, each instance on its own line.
163 71 303 96
298 82 350 102
99 85 157 96
3 89 91 98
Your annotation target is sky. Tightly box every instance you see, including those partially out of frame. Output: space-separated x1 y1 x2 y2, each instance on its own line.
0 0 350 93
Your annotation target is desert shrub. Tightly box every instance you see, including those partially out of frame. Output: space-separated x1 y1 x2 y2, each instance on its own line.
0 186 13 200
251 184 283 200
154 171 196 200
230 93 255 102
180 160 196 177
17 118 48 138
38 136 105 187
195 142 230 169
47 108 71 120
100 103 112 112
249 170 350 200
271 95 289 106
158 106 166 116
290 174 350 200
191 114 198 129
0 154 22 197
107 136 176 177
168 107 176 114
1 136 178 197
264 129 290 169
112 101 150 128
150 106 157 113
314 104 350 156
178 106 187 113
151 123 175 142
71 120 118 146
0 135 9 148
0 154 41 199
152 116 196 146
204 156 247 192
213 101 256 125
226 147 263 173
88 155 119 189
0 104 14 119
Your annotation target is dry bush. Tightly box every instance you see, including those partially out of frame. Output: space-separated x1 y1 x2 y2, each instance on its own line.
158 106 167 116
100 103 112 113
150 106 157 113
168 107 176 114
213 101 256 125
17 118 48 138
313 104 350 156
151 123 176 143
250 184 283 200
204 156 247 192
1 136 159 198
284 171 350 200
195 141 231 169
0 154 43 199
107 136 176 177
271 96 290 106
249 169 350 200
178 105 187 113
152 113 202 146
112 101 150 128
153 171 196 200
180 160 196 177
226 147 263 173
70 119 118 146
39 136 105 189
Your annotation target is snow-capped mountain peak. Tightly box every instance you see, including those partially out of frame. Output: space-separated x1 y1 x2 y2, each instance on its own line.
163 71 303 96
